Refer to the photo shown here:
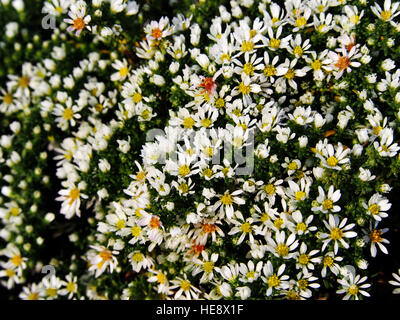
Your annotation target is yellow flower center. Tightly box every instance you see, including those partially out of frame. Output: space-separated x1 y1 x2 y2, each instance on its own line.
63 108 74 120
3 93 13 105
66 282 76 293
243 63 254 75
276 244 289 257
180 280 191 291
348 284 359 296
28 292 39 300
203 261 214 273
274 218 284 230
119 67 129 77
241 222 252 233
178 183 189 194
369 204 380 215
270 38 280 49
5 269 15 278
238 82 251 95
132 93 142 104
288 161 298 171
330 227 343 240
296 222 307 232
183 117 195 129
131 226 141 237
203 168 213 178
132 252 144 262
201 118 212 128
99 249 112 261
10 207 20 216
381 10 392 21
293 46 303 56
326 156 338 167
179 165 191 177
311 60 322 70
11 254 22 266
264 184 276 195
298 254 309 265
298 279 308 290
68 188 80 205
19 76 30 88
241 41 254 52
46 288 58 297
157 272 166 284
215 98 225 108
322 199 333 210
268 274 280 288
221 53 231 62
264 65 277 77
295 191 306 201
285 69 295 79
295 17 307 28
261 213 270 223
323 256 334 267
116 219 125 229
221 194 233 205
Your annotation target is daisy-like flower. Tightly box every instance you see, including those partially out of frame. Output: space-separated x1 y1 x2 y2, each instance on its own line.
192 251 219 283
294 271 320 299
373 128 400 157
213 189 245 220
304 50 332 81
64 3 91 36
19 283 43 300
111 59 130 82
53 98 82 131
362 193 391 221
256 178 284 202
56 182 88 219
363 222 390 257
275 58 310 91
337 267 371 300
238 261 263 284
0 261 22 289
315 142 351 171
170 275 201 300
389 269 400 294
320 252 343 277
371 0 400 25
88 245 119 278
228 217 256 244
264 25 291 51
42 275 63 300
231 74 262 106
288 210 317 236
328 46 361 79
43 0 70 17
294 243 321 273
287 34 311 59
1 244 27 275
144 17 173 42
320 214 357 254
312 185 341 214
129 251 154 272
59 273 78 299
266 231 299 259
148 269 171 295
261 52 288 84
261 261 289 297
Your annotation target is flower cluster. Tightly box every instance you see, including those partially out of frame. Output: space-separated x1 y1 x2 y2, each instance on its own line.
1 0 400 300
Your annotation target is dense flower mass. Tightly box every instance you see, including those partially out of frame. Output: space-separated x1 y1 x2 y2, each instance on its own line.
1 0 400 300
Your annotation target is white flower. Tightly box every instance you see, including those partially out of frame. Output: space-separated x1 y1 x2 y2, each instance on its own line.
337 267 371 300
64 4 91 36
312 185 341 214
56 183 88 219
362 193 391 221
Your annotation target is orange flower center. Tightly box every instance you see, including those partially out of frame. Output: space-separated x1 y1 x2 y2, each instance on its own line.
202 223 216 234
152 28 163 39
335 55 350 70
199 78 216 95
73 17 86 31
149 216 161 229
